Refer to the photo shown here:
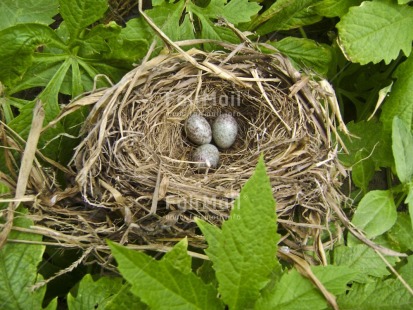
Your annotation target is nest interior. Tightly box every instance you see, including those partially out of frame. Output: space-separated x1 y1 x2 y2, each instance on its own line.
65 44 347 254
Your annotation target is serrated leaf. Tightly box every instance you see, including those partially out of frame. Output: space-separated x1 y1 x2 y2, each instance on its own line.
333 244 397 282
0 0 59 31
0 209 48 310
381 55 413 134
338 279 413 310
248 0 322 34
314 0 363 18
78 22 122 58
352 190 397 238
352 150 375 192
0 23 66 87
108 240 223 310
162 238 192 274
392 117 413 183
104 284 148 310
67 274 122 310
337 1 413 64
255 269 327 310
59 0 108 41
271 37 333 76
196 156 279 309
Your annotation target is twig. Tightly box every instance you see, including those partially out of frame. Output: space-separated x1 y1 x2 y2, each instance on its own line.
0 100 44 248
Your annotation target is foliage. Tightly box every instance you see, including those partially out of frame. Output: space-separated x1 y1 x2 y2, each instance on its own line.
1 0 413 308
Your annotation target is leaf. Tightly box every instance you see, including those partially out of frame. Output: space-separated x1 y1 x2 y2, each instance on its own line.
398 0 413 4
67 274 122 310
314 0 363 18
337 1 413 64
104 284 148 310
381 212 413 252
0 23 66 87
196 156 279 309
0 0 59 31
392 117 413 183
255 269 327 310
0 209 48 310
337 279 413 310
381 55 413 133
351 150 375 192
399 256 413 287
221 0 261 24
311 265 358 295
162 237 192 274
108 238 224 310
271 37 333 76
59 0 108 42
338 120 393 169
351 190 397 238
333 244 398 283
247 0 322 34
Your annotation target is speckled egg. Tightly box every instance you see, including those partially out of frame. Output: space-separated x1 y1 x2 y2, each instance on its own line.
192 144 220 170
184 113 212 145
212 113 238 149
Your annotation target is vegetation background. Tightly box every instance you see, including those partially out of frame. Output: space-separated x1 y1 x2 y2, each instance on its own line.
1 0 413 309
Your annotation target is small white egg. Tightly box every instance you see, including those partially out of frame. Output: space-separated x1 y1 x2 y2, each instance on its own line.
184 113 212 145
192 144 220 170
212 113 238 149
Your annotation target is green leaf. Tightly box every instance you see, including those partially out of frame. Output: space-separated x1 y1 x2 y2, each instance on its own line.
314 0 363 18
0 23 66 87
77 22 122 58
337 1 413 64
379 212 413 252
352 150 375 192
271 37 333 76
339 120 393 169
398 0 413 4
392 117 413 183
0 0 59 31
352 190 397 238
337 279 413 310
196 156 279 309
104 284 148 310
0 209 48 310
311 265 358 295
399 256 413 287
59 0 108 42
162 238 192 274
333 244 398 283
221 0 261 24
247 0 322 34
108 238 224 310
381 56 413 133
67 274 122 310
255 269 327 310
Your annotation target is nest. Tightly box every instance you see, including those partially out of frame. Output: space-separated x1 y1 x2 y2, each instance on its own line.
1 41 349 268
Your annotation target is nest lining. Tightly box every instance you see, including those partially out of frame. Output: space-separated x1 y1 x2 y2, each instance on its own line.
67 44 346 251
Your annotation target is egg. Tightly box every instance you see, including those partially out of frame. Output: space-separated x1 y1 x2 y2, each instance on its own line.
184 113 212 145
192 144 220 170
212 113 238 149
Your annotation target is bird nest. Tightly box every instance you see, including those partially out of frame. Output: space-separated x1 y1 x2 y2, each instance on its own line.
1 42 349 267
